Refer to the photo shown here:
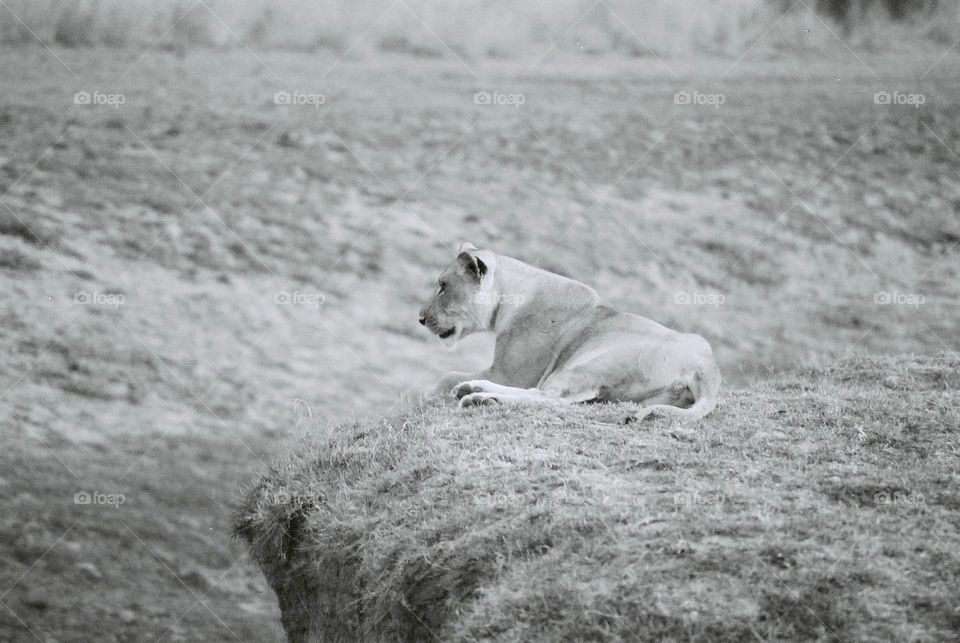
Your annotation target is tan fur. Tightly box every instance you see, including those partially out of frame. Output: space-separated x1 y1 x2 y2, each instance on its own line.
419 243 721 421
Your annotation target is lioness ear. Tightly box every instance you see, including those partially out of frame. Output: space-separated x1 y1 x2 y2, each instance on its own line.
457 251 487 281
458 242 478 253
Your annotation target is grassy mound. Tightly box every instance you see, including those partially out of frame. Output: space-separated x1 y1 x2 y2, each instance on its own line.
235 353 960 641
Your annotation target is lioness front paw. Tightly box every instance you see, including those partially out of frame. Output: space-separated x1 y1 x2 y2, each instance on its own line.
458 392 500 408
452 380 486 400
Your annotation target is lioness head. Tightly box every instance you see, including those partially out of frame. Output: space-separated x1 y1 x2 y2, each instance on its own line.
419 242 496 346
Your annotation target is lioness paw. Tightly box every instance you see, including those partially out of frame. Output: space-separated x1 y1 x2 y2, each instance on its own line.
452 381 486 400
458 392 500 408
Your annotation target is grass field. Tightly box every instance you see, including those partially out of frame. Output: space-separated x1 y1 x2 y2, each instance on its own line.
0 34 958 642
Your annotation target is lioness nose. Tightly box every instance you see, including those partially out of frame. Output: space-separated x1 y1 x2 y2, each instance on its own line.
418 314 426 326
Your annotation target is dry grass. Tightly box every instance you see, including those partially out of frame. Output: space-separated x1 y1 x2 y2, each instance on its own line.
235 353 960 641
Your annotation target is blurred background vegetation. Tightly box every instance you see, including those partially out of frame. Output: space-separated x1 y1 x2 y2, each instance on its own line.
2 0 957 56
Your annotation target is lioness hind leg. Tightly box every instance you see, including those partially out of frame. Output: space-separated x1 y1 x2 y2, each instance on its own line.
633 381 695 407
538 342 703 407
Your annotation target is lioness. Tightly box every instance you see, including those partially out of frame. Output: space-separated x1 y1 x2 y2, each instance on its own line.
419 243 721 421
